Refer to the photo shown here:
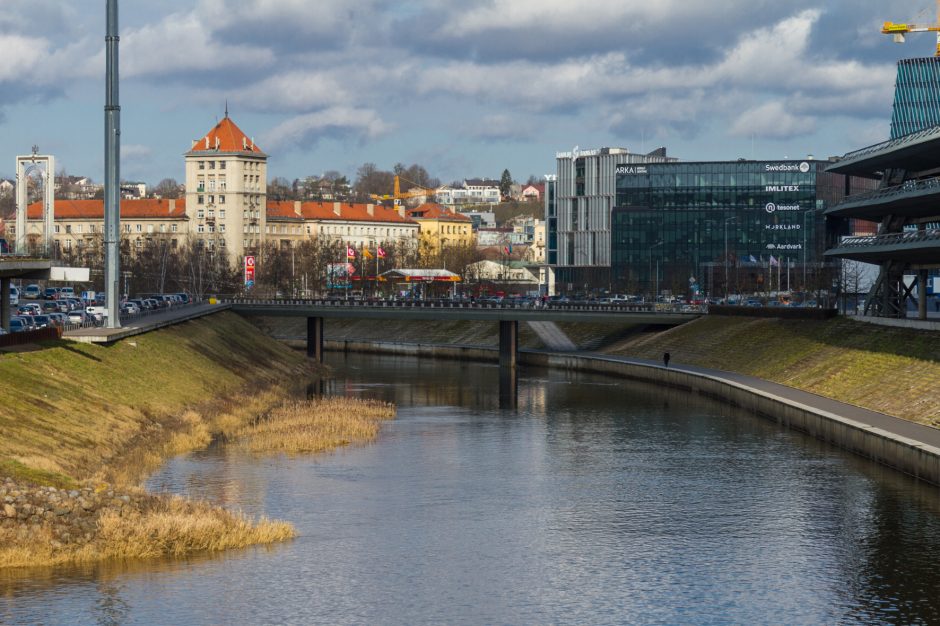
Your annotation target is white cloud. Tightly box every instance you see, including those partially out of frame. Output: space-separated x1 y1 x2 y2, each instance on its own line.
262 107 392 152
121 10 275 78
730 101 816 139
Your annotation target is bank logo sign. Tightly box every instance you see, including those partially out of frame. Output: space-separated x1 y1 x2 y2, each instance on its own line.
764 162 811 173
616 165 648 175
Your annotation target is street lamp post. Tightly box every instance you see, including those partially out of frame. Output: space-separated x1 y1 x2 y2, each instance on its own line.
723 217 735 302
649 240 664 301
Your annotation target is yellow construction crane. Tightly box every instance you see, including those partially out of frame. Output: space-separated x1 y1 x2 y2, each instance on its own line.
883 0 940 56
370 175 439 206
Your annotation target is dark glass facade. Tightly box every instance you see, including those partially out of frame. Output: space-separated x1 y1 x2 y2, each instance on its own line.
891 57 940 139
611 161 875 297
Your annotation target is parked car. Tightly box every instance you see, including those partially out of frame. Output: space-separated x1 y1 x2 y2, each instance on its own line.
23 284 41 299
43 287 60 299
47 312 68 327
120 302 140 315
41 300 60 313
59 286 75 299
67 310 89 325
9 286 18 306
8 318 27 333
31 314 53 329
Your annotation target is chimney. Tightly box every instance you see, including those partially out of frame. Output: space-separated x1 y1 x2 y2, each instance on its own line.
397 206 405 218
242 137 247 150
191 139 197 149
366 203 374 217
333 202 341 216
215 137 220 150
294 200 301 216
169 199 176 213
205 137 209 149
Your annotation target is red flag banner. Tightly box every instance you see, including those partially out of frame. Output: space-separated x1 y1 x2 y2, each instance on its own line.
346 246 355 258
377 246 386 258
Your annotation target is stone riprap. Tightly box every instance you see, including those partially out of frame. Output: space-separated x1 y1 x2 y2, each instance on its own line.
0 477 150 549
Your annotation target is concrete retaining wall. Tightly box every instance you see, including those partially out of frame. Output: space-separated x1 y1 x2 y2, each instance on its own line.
325 339 940 486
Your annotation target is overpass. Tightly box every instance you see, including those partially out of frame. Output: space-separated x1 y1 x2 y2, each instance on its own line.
227 297 701 370
0 258 53 331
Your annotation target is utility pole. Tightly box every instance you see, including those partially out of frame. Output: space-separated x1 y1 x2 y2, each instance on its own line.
724 217 735 302
104 0 121 328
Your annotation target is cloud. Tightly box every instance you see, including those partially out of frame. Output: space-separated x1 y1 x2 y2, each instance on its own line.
121 11 275 80
262 107 393 152
730 101 817 139
462 114 536 143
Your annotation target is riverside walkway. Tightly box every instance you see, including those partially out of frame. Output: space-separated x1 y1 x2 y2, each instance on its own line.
535 350 940 485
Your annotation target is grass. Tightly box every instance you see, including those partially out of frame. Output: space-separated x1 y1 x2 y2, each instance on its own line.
228 397 396 454
0 495 295 570
0 311 313 486
604 315 940 426
0 312 403 570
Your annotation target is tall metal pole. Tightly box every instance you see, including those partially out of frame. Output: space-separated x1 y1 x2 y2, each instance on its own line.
104 0 121 328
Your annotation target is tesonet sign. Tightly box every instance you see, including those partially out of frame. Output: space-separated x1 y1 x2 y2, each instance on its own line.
765 203 800 213
765 162 811 173
616 165 648 175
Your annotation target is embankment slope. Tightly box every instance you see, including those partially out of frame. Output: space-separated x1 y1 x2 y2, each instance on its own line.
0 311 314 487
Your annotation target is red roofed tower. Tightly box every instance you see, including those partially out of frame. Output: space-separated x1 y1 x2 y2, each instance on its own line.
185 110 267 260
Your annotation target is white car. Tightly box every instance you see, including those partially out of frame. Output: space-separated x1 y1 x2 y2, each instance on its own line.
9 286 18 306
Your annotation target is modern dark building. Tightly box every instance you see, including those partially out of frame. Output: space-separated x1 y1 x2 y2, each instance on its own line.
891 57 940 139
825 126 940 319
609 160 875 298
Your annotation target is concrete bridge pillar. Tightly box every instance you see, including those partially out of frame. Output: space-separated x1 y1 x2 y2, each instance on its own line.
499 320 518 370
919 270 929 321
0 277 9 332
307 316 324 362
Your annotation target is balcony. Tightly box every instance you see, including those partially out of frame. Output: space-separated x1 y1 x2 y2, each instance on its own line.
825 228 940 264
826 175 940 221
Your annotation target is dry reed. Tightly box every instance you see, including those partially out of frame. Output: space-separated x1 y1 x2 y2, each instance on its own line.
230 397 396 454
0 495 294 570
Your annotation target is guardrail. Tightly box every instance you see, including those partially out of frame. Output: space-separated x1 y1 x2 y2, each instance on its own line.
225 297 707 314
832 176 940 207
836 229 940 249
839 125 940 162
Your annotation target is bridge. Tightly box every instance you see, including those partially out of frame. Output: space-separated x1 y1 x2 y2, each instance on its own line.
227 297 701 370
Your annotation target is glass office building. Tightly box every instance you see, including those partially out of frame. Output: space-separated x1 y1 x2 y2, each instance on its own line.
611 160 876 298
891 57 940 139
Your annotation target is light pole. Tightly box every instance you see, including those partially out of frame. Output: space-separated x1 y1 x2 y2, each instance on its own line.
723 216 735 302
802 209 815 293
649 240 663 301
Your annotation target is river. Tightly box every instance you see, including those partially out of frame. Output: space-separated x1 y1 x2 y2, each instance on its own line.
4 352 940 625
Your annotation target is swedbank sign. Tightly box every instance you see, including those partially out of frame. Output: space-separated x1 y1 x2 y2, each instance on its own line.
765 162 811 173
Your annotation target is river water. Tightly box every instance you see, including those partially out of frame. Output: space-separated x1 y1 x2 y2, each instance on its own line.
4 353 940 625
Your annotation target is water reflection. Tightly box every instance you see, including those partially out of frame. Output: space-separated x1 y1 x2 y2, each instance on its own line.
3 353 940 625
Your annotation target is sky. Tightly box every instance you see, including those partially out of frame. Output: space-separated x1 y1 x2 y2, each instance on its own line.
0 0 934 187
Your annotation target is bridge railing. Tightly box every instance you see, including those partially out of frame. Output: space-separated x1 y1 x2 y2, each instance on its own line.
836 229 940 249
223 297 706 314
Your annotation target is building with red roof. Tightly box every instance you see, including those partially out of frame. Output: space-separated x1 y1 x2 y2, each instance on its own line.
405 202 474 258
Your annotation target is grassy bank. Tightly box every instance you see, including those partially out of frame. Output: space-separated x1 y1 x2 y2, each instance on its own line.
0 311 396 570
250 312 940 426
603 315 940 426
0 311 312 486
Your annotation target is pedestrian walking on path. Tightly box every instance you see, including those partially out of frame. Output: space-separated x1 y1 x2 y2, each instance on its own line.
663 352 670 368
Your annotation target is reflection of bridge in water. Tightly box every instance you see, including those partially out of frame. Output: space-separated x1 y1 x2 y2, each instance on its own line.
229 298 702 407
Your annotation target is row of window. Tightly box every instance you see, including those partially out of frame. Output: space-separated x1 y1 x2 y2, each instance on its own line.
197 195 225 205
197 160 226 170
197 224 225 233
197 209 226 219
